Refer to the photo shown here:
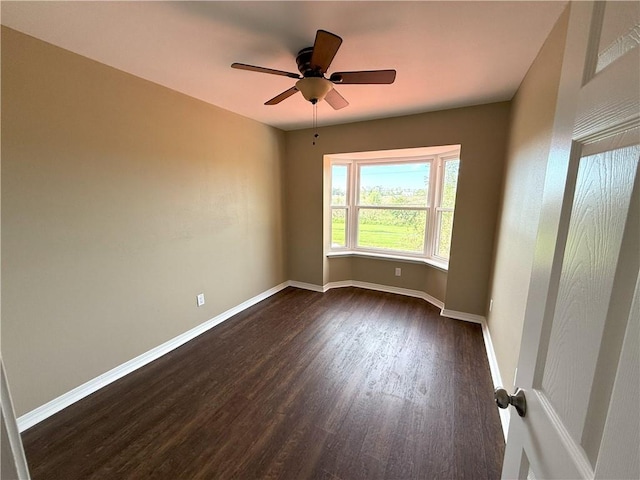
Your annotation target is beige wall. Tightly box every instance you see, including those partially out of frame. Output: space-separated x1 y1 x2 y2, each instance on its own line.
328 256 448 302
285 103 510 312
1 27 287 416
487 7 569 390
2 13 566 420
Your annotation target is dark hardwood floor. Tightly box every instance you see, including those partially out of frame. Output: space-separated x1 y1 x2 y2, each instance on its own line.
22 287 504 479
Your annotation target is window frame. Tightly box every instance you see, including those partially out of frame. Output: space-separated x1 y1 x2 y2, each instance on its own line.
354 157 434 256
329 150 460 266
329 162 350 249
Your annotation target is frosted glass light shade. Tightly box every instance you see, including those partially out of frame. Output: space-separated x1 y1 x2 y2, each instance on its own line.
296 77 333 103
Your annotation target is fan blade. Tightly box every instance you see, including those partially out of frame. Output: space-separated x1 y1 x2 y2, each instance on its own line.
265 86 299 105
325 88 349 110
310 30 343 73
232 63 301 79
330 70 396 84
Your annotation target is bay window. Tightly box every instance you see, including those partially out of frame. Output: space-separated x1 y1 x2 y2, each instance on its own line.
329 146 460 267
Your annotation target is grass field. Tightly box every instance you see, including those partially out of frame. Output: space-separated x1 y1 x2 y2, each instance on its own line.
331 220 424 253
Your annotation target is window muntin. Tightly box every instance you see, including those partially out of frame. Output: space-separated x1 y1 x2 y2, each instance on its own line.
329 150 459 266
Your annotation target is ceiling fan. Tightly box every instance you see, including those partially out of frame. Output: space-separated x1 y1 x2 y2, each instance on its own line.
231 29 396 110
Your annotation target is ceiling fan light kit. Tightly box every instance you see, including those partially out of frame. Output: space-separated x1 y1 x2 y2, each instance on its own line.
231 29 396 109
232 29 396 143
296 77 333 103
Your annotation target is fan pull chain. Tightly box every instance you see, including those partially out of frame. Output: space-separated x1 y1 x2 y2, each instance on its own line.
312 101 319 145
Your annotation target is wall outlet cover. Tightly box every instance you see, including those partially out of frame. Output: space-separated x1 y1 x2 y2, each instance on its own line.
197 293 205 307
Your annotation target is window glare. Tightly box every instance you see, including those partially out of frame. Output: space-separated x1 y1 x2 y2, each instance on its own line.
437 211 454 259
441 160 459 209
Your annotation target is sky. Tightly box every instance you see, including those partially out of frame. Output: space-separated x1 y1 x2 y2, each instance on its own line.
332 163 431 192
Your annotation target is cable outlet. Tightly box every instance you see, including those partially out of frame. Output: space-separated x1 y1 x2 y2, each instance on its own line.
395 267 401 277
196 293 205 307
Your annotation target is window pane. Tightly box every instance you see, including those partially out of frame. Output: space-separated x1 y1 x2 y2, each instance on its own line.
359 163 429 207
357 208 426 253
441 160 459 208
437 211 454 259
331 165 348 206
331 208 347 247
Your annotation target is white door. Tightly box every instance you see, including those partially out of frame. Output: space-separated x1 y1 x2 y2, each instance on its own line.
501 1 640 479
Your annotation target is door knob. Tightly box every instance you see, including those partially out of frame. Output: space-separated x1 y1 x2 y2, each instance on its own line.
494 387 527 417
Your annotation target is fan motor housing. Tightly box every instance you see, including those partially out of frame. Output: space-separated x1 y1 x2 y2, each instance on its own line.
296 47 323 77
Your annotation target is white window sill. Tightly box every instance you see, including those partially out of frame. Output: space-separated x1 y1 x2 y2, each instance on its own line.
326 250 449 272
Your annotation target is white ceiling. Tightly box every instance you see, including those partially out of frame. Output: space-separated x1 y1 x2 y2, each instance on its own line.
1 1 567 131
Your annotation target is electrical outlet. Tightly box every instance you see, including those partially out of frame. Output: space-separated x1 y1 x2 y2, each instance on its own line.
489 299 494 312
395 267 402 277
196 293 205 307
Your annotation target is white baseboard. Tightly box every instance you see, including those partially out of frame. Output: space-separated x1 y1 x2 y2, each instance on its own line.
287 280 325 292
340 281 445 310
322 280 351 291
441 308 509 439
480 319 510 440
440 308 484 324
291 279 445 310
18 279 508 441
17 281 291 432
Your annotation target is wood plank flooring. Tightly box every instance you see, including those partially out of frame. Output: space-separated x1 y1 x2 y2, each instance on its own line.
21 287 504 479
